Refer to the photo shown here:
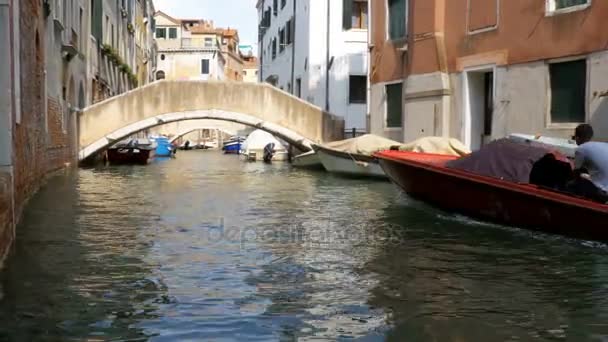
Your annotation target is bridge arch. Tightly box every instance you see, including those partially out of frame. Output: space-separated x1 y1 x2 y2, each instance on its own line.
78 81 344 161
167 126 238 144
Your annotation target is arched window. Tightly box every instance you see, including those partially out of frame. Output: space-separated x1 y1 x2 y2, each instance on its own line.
156 70 166 80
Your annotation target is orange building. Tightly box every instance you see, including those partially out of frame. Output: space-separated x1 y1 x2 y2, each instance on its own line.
370 0 608 149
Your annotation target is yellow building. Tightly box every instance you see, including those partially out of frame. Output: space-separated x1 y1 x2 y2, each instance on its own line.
154 11 227 81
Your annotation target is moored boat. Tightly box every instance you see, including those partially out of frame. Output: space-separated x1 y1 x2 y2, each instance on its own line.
240 130 288 162
314 135 469 178
292 150 322 168
375 139 608 241
152 136 175 157
107 139 156 165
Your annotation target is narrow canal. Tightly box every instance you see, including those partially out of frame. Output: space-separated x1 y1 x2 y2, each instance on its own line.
1 151 608 341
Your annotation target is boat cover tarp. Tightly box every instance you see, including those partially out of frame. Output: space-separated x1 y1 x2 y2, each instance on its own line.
508 133 577 158
397 137 470 156
242 130 286 151
322 134 403 156
446 139 571 183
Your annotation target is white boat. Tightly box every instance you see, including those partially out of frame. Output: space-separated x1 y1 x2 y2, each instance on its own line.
240 129 288 161
314 135 471 178
292 150 322 168
508 133 577 158
312 134 404 178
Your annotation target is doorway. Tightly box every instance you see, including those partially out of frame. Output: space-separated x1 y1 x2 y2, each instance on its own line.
463 67 495 150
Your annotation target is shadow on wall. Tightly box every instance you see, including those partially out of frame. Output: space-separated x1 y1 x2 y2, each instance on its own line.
591 96 608 141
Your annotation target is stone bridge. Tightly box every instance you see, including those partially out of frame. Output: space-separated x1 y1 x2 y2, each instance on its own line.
78 80 344 161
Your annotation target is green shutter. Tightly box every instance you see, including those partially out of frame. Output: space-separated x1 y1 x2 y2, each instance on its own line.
556 0 588 9
386 83 403 128
550 60 586 123
343 0 353 30
388 0 406 40
92 0 103 43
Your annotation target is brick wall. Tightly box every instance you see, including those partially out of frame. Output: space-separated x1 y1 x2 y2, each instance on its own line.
0 171 14 264
0 0 76 264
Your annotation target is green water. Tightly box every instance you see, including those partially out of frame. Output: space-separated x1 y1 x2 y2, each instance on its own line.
1 151 608 341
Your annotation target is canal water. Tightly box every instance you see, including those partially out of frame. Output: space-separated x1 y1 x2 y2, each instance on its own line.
1 151 608 341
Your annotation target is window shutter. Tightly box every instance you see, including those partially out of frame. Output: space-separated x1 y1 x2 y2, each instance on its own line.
343 0 352 30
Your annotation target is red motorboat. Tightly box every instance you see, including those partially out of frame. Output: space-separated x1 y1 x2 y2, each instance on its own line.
375 141 608 242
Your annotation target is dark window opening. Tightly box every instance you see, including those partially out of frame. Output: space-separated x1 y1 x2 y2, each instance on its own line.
386 83 403 128
349 75 367 104
201 59 210 74
168 27 177 39
550 59 586 123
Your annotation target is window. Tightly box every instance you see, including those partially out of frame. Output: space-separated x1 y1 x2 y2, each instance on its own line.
272 38 277 59
549 0 589 11
386 83 403 128
273 0 278 15
160 54 165 61
279 27 285 53
201 59 210 74
168 27 177 39
295 78 302 97
549 59 586 123
156 70 165 80
281 0 287 9
286 18 294 44
204 37 213 47
349 75 367 104
156 27 166 39
388 0 407 40
343 0 368 30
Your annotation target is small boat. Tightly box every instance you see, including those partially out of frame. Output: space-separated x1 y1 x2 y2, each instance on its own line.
240 130 288 162
223 140 242 154
313 135 469 178
107 139 156 165
375 139 608 241
312 134 403 178
292 150 322 168
152 136 175 157
179 140 194 150
509 133 577 158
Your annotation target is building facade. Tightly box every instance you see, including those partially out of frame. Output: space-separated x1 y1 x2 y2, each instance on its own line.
154 11 226 81
0 0 156 264
370 0 608 149
257 0 369 135
135 0 158 86
221 29 245 81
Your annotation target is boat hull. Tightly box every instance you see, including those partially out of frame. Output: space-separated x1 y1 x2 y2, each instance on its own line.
377 151 608 241
315 146 386 178
223 143 241 154
292 151 322 168
107 147 155 165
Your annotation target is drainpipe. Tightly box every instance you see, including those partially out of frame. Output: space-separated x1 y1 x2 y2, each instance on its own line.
435 0 451 137
324 0 331 112
366 0 372 133
290 0 296 94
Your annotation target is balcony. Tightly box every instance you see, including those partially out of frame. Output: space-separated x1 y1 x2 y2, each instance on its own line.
61 29 79 61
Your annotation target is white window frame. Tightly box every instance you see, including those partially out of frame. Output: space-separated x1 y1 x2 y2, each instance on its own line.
466 0 500 35
545 0 591 16
545 55 589 129
384 80 404 131
385 0 408 42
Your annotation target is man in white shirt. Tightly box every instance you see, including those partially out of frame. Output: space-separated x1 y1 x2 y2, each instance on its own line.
568 124 608 203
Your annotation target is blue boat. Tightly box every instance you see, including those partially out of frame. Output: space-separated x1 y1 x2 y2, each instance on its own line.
152 136 175 157
222 136 244 154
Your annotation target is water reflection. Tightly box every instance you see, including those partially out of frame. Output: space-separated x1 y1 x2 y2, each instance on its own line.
0 151 608 341
363 201 608 341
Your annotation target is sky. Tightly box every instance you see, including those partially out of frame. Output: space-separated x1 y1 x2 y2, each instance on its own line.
154 0 259 51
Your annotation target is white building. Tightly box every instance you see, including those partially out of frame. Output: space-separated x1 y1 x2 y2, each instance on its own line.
154 11 225 81
257 0 368 135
